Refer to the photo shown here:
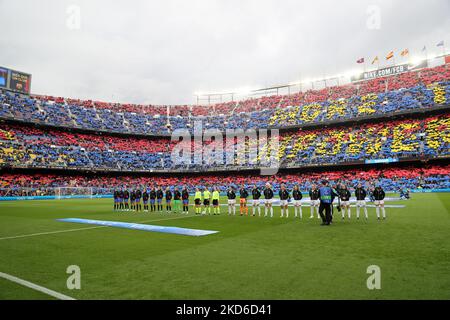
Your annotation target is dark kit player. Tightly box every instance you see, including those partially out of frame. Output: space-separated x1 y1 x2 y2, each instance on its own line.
182 186 189 214
113 189 119 211
130 189 136 211
165 187 172 212
143 188 149 212
135 188 142 212
156 186 164 211
150 187 157 212
119 189 125 211
123 188 130 211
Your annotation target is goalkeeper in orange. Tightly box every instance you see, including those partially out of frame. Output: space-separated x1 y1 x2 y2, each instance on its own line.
239 185 249 216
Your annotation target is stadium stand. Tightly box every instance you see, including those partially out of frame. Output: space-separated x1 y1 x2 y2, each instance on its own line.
0 113 448 171
1 64 449 136
0 61 449 197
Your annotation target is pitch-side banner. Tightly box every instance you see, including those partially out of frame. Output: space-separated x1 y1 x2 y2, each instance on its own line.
351 60 429 82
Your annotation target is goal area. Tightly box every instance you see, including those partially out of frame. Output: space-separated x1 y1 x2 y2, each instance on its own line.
55 187 93 199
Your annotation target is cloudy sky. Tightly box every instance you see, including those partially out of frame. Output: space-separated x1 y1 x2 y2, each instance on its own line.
0 0 449 105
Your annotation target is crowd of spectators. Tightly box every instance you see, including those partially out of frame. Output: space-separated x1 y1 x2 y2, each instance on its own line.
1 165 448 196
0 113 448 171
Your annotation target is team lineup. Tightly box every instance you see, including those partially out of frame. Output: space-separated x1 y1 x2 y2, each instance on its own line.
113 180 387 225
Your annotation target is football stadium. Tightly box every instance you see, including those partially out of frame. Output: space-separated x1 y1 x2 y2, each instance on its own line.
0 1 449 306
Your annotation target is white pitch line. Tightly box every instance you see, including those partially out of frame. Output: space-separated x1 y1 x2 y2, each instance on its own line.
0 214 198 241
0 271 75 300
0 226 102 241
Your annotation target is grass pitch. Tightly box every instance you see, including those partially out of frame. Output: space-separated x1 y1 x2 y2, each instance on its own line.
0 193 449 300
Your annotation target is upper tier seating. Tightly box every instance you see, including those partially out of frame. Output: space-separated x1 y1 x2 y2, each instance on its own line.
0 64 449 136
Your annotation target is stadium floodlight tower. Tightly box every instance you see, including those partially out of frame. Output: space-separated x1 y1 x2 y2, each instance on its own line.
55 187 93 200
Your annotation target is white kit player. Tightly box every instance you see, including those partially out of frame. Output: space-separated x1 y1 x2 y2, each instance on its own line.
227 186 237 215
279 184 290 218
339 184 352 219
309 184 320 219
251 185 262 217
263 183 274 217
373 185 386 220
355 183 368 219
292 184 303 218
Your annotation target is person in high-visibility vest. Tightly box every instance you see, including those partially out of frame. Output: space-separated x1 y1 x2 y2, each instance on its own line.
212 187 221 215
194 188 202 215
203 187 211 215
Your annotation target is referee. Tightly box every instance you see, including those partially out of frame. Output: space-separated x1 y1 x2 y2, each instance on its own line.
318 180 339 226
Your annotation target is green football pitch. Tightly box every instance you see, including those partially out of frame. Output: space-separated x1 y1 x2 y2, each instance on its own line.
0 193 449 300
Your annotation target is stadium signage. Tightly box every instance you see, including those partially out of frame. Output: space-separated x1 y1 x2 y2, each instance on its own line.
351 64 409 82
365 158 399 164
0 66 32 94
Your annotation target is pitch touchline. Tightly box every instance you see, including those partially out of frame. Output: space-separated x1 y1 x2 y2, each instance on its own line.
0 271 75 300
0 215 198 241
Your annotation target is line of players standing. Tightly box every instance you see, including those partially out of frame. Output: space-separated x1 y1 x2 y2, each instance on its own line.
113 186 190 213
224 182 386 221
114 182 386 220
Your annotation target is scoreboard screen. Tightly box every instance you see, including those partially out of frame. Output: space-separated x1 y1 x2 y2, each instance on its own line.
9 70 32 94
0 68 8 88
0 66 32 94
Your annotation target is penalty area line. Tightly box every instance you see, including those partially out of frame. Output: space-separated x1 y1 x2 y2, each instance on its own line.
0 271 75 300
0 214 199 241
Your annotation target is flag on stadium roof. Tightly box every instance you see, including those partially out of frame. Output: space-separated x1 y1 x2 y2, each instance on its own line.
371 56 379 64
437 40 444 47
386 51 394 60
356 57 364 64
400 49 409 57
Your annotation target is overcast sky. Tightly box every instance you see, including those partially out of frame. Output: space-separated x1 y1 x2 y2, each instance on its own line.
1 0 449 105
